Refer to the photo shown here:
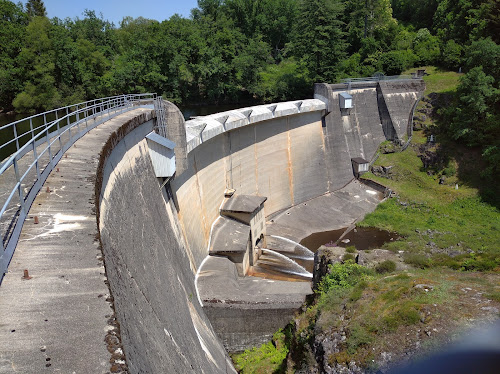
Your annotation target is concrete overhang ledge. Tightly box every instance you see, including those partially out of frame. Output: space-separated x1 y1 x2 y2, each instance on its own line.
221 195 267 214
184 99 326 153
210 217 249 254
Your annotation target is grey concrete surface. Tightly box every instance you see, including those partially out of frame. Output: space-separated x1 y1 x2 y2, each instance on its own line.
315 80 424 191
198 256 311 352
0 108 153 374
0 80 424 372
99 129 236 373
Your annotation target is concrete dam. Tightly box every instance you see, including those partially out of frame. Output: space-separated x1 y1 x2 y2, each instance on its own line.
0 79 424 373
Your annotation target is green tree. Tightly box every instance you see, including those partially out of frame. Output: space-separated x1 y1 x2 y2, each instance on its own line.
222 0 299 60
412 28 440 65
293 0 347 82
13 16 60 112
463 38 500 81
252 58 311 101
26 0 46 18
391 0 437 30
0 0 28 110
449 67 498 146
433 0 491 43
344 0 396 53
441 39 463 70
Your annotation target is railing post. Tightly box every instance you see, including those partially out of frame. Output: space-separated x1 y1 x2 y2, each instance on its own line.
46 127 53 166
32 140 40 181
13 123 19 152
12 157 26 215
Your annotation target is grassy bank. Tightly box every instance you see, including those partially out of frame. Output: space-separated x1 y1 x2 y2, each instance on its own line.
359 66 500 271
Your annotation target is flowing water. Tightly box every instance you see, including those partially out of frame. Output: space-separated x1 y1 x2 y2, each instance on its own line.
269 235 315 258
257 248 313 279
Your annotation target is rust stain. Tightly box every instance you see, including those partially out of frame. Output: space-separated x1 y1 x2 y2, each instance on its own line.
254 125 259 195
175 209 198 273
286 117 294 205
192 151 210 242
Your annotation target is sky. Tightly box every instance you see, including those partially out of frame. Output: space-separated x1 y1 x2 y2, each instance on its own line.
43 0 200 26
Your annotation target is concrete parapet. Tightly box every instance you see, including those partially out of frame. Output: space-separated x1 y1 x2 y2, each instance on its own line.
183 99 326 156
98 114 236 373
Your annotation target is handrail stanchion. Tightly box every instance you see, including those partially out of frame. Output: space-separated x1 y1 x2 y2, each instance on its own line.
12 158 25 216
32 141 40 181
13 124 19 152
1 93 156 282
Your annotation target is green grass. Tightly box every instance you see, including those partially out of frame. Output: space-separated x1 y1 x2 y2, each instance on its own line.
403 66 462 95
359 68 500 270
232 329 289 374
375 260 397 273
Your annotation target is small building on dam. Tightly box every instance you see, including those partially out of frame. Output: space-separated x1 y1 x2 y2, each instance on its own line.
0 78 424 373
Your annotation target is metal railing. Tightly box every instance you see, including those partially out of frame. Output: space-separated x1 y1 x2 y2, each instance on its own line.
0 93 160 280
340 74 415 84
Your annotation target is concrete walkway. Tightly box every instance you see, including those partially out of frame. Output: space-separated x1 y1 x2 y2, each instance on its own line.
0 108 152 374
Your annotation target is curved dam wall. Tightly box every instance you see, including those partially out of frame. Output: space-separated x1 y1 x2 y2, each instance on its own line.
97 113 235 373
96 80 424 372
171 102 329 267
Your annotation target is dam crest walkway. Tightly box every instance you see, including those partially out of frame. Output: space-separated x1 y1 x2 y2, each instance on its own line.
0 108 152 374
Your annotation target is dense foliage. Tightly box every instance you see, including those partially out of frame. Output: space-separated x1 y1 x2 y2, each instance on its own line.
0 0 498 179
0 0 496 108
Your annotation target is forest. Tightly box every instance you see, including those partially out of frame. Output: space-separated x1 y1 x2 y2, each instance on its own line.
0 0 499 180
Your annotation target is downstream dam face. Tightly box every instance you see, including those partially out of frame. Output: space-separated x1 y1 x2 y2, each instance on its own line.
97 79 424 372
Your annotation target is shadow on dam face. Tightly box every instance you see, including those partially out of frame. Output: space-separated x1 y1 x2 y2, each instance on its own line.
97 79 424 370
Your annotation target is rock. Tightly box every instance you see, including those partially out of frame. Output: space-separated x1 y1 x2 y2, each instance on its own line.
313 247 344 290
357 249 408 270
414 284 434 291
481 306 499 314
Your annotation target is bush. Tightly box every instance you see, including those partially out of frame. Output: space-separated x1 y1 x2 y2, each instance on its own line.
404 253 430 269
343 253 356 262
346 324 374 354
375 260 397 273
345 246 357 253
319 262 372 294
380 49 418 75
441 40 463 70
383 303 420 331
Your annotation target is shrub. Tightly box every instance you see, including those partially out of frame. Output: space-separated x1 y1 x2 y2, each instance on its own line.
318 262 372 294
343 253 356 262
383 303 420 331
404 253 430 269
346 324 374 354
375 260 397 274
345 246 357 253
350 280 368 302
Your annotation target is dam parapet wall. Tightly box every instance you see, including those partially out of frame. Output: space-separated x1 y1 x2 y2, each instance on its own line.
97 106 236 373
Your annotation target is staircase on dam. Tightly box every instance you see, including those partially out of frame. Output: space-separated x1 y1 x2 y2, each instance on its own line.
0 75 424 372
